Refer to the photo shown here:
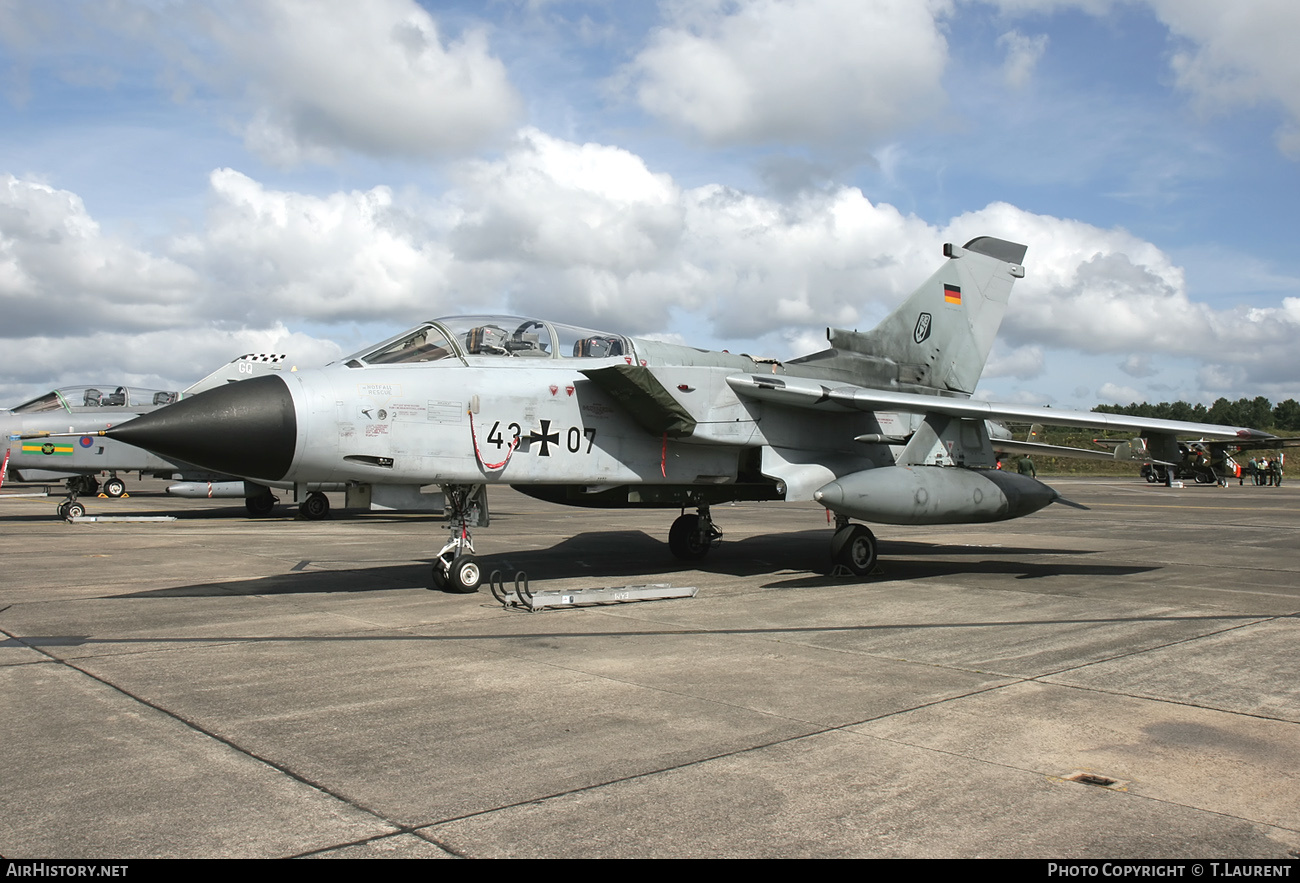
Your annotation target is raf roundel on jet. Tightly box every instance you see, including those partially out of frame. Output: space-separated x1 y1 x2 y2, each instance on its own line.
105 237 1275 592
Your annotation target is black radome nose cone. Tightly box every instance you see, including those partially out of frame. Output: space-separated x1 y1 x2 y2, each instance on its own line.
109 374 297 481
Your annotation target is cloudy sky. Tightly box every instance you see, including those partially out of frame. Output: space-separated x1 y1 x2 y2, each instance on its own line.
2 0 1299 409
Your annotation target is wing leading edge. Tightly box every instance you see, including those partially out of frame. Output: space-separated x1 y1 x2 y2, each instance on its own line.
725 373 1275 443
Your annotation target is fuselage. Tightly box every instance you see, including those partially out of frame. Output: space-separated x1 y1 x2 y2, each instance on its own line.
108 315 906 505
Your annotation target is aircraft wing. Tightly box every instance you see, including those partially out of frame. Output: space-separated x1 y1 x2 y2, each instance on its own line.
725 374 1274 442
992 439 1127 462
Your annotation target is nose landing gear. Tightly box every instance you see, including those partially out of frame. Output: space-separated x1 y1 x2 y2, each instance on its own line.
431 484 488 593
56 475 98 521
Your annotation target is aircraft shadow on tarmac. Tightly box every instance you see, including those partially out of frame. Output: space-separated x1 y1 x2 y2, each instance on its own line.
0 497 446 523
107 529 1152 599
10 608 1267 652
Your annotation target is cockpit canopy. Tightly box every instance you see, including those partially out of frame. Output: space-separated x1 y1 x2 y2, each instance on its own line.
351 316 632 366
11 385 179 413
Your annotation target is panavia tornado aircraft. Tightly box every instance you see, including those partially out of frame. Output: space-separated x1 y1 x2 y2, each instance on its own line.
103 236 1274 591
1 355 301 518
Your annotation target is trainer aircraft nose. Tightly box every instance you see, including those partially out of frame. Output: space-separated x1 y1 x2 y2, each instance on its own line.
107 374 297 482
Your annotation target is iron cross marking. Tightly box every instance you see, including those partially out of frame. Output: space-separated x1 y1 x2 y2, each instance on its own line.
528 419 560 456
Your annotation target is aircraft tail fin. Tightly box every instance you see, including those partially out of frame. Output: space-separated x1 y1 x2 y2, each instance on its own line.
788 236 1026 396
182 354 294 397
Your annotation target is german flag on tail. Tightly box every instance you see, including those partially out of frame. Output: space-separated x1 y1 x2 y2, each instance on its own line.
943 283 962 305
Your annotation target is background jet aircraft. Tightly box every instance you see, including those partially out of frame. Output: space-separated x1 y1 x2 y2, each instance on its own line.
1 355 301 518
1045 431 1298 485
105 236 1273 592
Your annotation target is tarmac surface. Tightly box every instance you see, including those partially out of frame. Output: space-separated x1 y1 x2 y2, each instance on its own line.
1 476 1298 859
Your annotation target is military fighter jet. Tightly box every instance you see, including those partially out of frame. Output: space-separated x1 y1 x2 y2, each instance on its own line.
1 355 299 518
103 236 1274 591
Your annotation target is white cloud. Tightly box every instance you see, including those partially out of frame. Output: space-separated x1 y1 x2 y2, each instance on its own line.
1119 354 1155 377
1150 0 1300 156
982 0 1300 159
676 183 939 337
1 0 521 166
975 0 1117 13
0 325 340 396
1196 362 1248 394
183 168 454 323
625 0 952 146
210 0 521 164
0 174 347 400
1098 382 1143 404
446 128 688 329
997 30 1048 89
0 175 198 336
445 129 940 336
985 344 1045 379
972 385 1053 405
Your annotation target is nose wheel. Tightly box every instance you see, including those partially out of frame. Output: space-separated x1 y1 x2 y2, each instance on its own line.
433 549 482 593
56 475 98 521
57 500 86 521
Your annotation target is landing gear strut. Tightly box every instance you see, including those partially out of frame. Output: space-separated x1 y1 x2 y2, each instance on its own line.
432 484 486 593
56 475 97 521
669 506 722 560
829 514 877 576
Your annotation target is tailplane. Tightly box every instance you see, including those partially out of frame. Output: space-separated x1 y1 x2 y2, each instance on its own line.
788 236 1026 395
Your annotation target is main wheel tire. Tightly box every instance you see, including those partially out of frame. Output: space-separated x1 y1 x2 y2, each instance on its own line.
1144 471 1157 484
299 492 330 520
56 502 70 519
245 493 276 517
447 556 481 593
65 502 86 520
431 560 449 591
669 513 710 560
831 524 877 576
103 477 126 498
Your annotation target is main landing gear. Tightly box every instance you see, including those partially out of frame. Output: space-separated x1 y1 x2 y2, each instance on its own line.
829 514 878 577
103 475 126 498
245 489 278 517
431 485 486 593
665 506 877 577
299 491 330 520
668 506 723 560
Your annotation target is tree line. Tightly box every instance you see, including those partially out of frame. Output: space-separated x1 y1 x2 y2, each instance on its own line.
1093 397 1300 432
